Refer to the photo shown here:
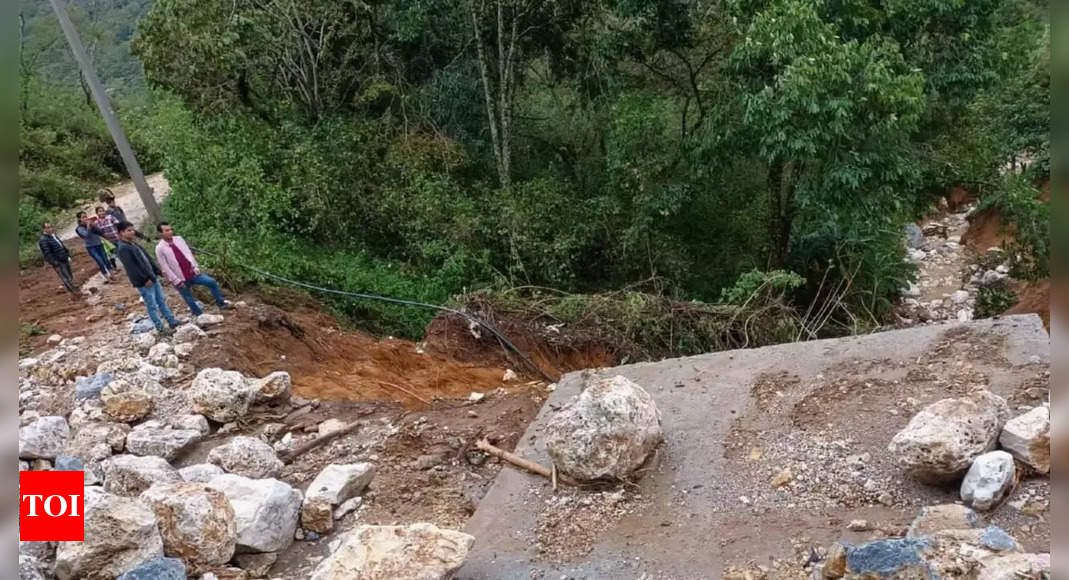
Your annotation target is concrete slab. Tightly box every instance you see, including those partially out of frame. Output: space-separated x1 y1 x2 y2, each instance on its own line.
458 315 1050 579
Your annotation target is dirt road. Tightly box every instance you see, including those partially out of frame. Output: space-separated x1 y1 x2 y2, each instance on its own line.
57 172 171 240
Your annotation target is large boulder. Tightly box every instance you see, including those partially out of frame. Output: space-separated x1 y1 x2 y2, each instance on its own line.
103 455 182 497
887 390 1008 483
961 451 1015 511
207 436 283 479
301 463 375 533
55 487 164 580
999 405 1050 474
205 474 301 553
115 557 186 580
125 421 201 461
309 523 474 580
141 482 237 570
191 368 253 423
100 380 153 423
20 416 70 459
544 375 663 481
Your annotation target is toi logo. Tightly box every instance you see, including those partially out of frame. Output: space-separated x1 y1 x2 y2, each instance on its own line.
20 471 84 541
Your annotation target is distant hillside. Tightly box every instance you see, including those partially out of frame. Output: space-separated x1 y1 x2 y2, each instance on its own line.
19 0 153 99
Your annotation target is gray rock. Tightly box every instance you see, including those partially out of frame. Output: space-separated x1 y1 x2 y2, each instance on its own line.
190 368 252 423
301 463 375 533
195 314 224 327
205 474 302 553
116 557 186 580
845 537 931 578
67 421 129 463
55 455 85 472
171 414 210 436
19 554 46 580
179 463 226 483
141 482 237 570
74 373 114 401
333 497 363 521
20 416 70 459
999 406 1050 473
126 424 201 461
131 332 157 352
174 324 207 344
103 454 182 497
544 375 663 481
55 487 164 580
904 223 924 249
309 523 474 580
131 318 155 334
961 451 1015 511
888 390 1009 483
207 436 283 479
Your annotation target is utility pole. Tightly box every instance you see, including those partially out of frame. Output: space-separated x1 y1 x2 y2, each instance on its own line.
49 0 162 223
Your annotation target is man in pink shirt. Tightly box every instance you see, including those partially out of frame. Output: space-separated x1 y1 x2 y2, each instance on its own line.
154 222 232 316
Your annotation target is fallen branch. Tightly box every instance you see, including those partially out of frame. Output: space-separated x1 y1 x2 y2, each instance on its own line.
280 420 362 464
379 381 433 406
475 438 576 486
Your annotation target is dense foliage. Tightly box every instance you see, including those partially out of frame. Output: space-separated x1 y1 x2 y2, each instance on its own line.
19 0 1048 339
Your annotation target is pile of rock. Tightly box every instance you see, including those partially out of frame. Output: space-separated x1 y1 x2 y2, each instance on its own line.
814 504 1050 579
888 389 1049 511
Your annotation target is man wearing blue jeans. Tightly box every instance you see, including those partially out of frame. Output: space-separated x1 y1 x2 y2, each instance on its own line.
154 222 232 316
114 221 179 336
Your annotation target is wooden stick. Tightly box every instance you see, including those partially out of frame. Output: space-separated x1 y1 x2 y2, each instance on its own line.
280 421 361 464
379 381 433 406
475 438 575 486
551 463 558 491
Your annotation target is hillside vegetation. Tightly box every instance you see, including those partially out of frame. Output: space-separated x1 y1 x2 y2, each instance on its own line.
20 0 1049 340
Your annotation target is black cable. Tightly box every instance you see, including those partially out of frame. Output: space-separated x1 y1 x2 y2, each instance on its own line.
186 244 558 383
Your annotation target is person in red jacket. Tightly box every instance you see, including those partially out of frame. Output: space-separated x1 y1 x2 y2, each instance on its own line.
154 222 232 316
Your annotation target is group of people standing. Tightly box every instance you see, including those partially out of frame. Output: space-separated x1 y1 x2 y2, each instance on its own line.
38 191 231 336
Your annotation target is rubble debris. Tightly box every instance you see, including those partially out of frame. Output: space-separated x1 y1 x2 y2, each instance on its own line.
999 405 1050 473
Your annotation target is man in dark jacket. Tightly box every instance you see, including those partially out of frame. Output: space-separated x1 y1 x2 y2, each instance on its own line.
38 223 78 295
114 221 179 335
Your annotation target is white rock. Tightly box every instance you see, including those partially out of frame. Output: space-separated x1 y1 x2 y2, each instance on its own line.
317 418 347 438
55 487 164 580
131 332 157 352
502 369 518 382
888 390 1009 483
103 454 182 497
957 308 973 322
309 523 474 580
179 463 226 483
47 334 63 346
333 497 363 520
205 474 302 553
191 368 253 423
976 553 1050 580
302 463 375 533
951 290 970 304
19 416 70 459
147 342 173 359
20 554 46 580
174 323 207 344
251 371 291 402
171 414 211 436
961 451 1015 511
208 436 283 479
999 406 1049 473
195 314 224 327
141 482 237 570
174 343 194 358
544 375 664 481
126 423 201 461
996 264 1010 274
467 392 484 402
19 358 40 371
